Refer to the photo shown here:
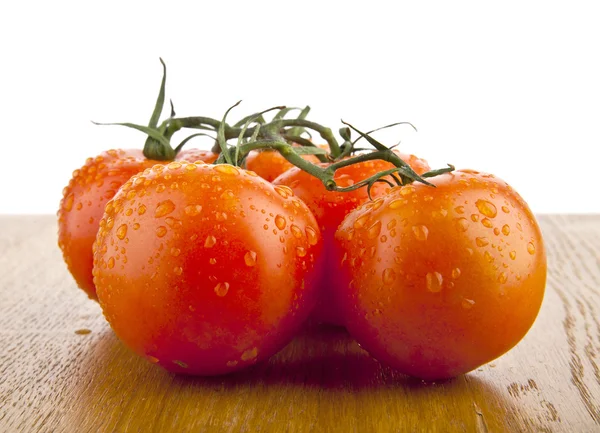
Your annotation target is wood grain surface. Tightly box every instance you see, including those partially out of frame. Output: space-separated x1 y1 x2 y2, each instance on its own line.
1 215 599 433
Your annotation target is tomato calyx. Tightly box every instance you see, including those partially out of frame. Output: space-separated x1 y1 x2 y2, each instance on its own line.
92 58 196 161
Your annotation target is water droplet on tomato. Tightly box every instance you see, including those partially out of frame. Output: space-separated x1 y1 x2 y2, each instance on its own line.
476 199 497 218
167 162 182 170
244 251 257 267
204 236 216 248
509 250 516 260
462 298 475 309
170 247 181 257
498 272 508 284
305 227 318 245
502 224 510 236
476 237 489 247
296 246 307 257
426 272 443 292
400 185 416 196
382 268 396 285
216 212 227 222
502 206 510 213
241 347 258 361
274 185 293 198
155 200 175 218
209 258 217 265
63 193 74 212
412 225 429 241
367 221 382 239
452 268 461 279
484 251 494 263
275 215 287 230
115 224 128 240
220 190 235 200
387 219 397 229
138 204 147 215
481 218 493 228
156 184 166 193
454 206 465 214
527 242 536 255
185 204 202 216
290 225 303 239
455 218 469 232
173 266 183 276
471 214 479 222
353 214 370 229
214 165 239 175
107 257 115 269
389 198 407 209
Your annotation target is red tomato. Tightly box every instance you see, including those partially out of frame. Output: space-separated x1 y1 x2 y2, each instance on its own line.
273 152 430 325
245 146 322 182
334 170 546 380
58 148 217 300
92 161 322 375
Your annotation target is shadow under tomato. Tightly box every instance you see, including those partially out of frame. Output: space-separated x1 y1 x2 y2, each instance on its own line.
63 324 538 432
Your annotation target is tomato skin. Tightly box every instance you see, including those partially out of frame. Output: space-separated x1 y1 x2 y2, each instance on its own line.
334 170 546 380
58 149 217 300
176 148 218 164
273 153 430 325
92 162 322 375
245 148 320 182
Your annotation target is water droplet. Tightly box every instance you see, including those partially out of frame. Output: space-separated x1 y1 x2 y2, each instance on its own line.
185 204 202 216
209 258 217 265
241 347 258 361
204 236 216 248
476 199 497 218
452 268 461 279
170 247 181 257
471 214 479 222
382 268 396 285
116 224 128 240
502 224 510 235
484 251 494 263
426 272 443 292
371 198 384 210
244 251 257 266
305 227 318 245
173 266 183 275
389 198 407 209
455 218 469 232
155 184 166 193
290 225 303 239
527 242 536 255
498 272 508 284
226 360 238 367
138 204 147 215
509 251 516 260
275 215 287 230
387 219 397 229
155 200 175 218
185 163 197 171
167 162 182 170
216 212 227 222
214 165 239 175
353 214 370 229
476 237 489 247
454 206 465 214
516 223 523 232
263 224 269 230
462 298 475 309
502 206 510 213
156 226 167 237
412 225 429 241
481 218 493 228
367 221 382 239
220 190 235 200
400 185 416 196
466 247 474 256
274 185 293 198
107 257 115 269
296 246 307 257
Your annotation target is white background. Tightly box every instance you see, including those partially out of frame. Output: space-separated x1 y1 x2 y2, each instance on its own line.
1 1 599 214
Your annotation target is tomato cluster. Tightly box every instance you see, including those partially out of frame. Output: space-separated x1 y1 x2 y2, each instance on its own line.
57 63 546 380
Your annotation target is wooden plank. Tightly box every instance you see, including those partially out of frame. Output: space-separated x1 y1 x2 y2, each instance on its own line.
0 215 599 432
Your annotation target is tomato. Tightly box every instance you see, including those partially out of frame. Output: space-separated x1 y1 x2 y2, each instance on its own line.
245 147 321 182
92 161 322 375
176 148 218 164
58 148 217 300
273 152 430 325
334 170 546 380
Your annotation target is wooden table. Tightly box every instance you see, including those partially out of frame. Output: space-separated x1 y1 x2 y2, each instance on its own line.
1 215 599 432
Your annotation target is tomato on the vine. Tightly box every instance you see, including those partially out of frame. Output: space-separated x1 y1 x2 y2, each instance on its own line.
334 170 546 380
58 148 217 300
273 152 430 325
245 147 321 182
92 161 322 375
